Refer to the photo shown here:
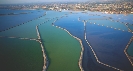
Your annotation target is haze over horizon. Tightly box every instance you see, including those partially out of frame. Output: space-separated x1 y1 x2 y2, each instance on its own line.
0 0 122 4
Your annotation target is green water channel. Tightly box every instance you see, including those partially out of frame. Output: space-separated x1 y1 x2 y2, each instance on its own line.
39 19 81 71
0 38 43 71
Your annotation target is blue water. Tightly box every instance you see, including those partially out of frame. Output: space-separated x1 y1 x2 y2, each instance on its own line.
0 10 68 38
79 12 106 21
99 13 133 25
86 22 133 70
0 18 45 38
55 12 133 71
54 13 110 71
127 24 133 31
88 19 129 31
55 14 84 39
0 9 133 71
0 9 34 14
0 9 46 31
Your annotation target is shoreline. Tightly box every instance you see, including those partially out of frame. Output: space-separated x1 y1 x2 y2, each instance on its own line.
6 9 133 14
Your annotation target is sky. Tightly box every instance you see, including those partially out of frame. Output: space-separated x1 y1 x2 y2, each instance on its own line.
0 0 91 4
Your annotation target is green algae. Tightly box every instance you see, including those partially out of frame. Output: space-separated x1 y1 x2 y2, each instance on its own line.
0 38 43 71
39 19 81 71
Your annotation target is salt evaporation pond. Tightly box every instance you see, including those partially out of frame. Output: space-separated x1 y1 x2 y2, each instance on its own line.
37 11 81 71
86 22 133 71
0 17 45 38
0 10 82 71
97 13 133 25
54 13 109 71
0 10 68 38
0 9 133 71
0 9 46 31
88 19 129 31
0 38 43 71
39 19 81 71
80 12 107 21
55 12 133 71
